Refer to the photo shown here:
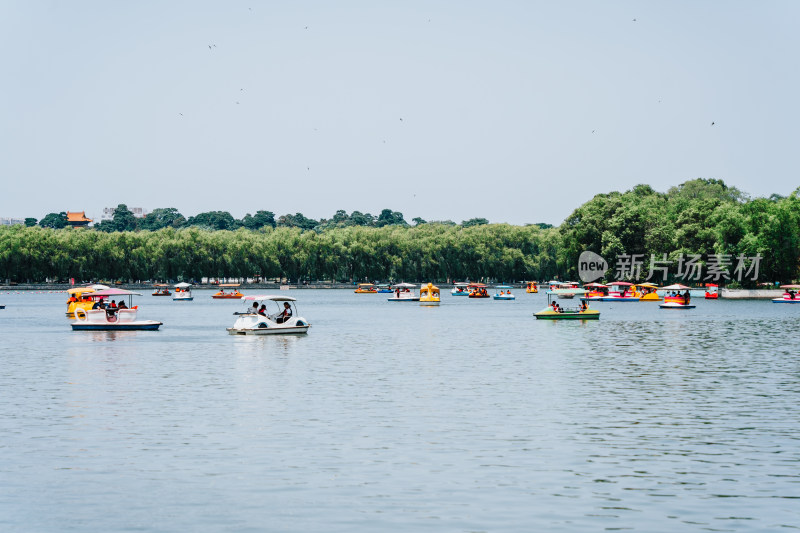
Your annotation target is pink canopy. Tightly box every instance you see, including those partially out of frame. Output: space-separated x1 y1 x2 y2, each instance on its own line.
89 288 142 297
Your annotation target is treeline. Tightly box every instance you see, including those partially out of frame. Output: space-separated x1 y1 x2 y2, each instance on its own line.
2 179 798 284
0 224 561 283
32 206 509 232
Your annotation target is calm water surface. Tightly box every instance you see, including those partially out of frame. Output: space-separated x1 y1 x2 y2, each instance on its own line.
1 290 798 532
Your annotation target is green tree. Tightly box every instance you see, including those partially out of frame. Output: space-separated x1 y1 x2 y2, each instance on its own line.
24 218 37 227
461 218 489 227
39 212 67 229
241 210 276 230
112 204 138 232
140 208 186 230
187 211 239 230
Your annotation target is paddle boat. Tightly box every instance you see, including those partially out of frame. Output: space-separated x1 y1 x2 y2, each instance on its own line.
468 283 490 298
227 295 310 335
419 283 440 306
493 285 516 300
376 283 393 293
662 283 693 304
580 283 609 300
705 283 719 299
659 284 695 309
212 283 244 299
451 282 471 296
173 282 194 301
772 284 800 303
152 284 171 296
387 283 419 302
525 281 539 293
550 282 583 299
636 283 662 301
65 284 110 318
546 280 561 291
71 288 163 330
594 281 639 301
354 283 377 294
534 290 599 320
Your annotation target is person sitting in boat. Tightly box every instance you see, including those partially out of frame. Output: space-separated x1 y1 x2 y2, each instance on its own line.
251 302 259 314
683 290 691 304
92 298 105 309
118 300 128 309
109 300 117 308
276 302 292 324
789 290 796 300
580 300 588 311
68 294 77 303
258 304 267 317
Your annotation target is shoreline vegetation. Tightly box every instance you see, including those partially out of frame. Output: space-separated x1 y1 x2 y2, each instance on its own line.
2 179 798 285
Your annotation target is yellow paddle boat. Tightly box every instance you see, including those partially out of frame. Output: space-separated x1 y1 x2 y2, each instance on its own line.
354 283 377 293
65 284 111 318
636 283 661 301
525 281 539 293
419 283 440 306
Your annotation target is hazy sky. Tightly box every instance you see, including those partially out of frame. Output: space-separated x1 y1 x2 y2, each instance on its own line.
2 1 798 225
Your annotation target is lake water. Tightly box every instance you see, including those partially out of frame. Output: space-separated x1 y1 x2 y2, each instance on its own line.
1 289 798 532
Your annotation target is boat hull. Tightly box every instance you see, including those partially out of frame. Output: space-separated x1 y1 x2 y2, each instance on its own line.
639 294 662 301
173 297 194 301
72 321 162 331
659 302 695 309
772 298 800 303
534 309 600 320
227 325 310 335
493 295 516 300
594 297 639 302
387 297 420 302
419 300 440 306
212 294 243 299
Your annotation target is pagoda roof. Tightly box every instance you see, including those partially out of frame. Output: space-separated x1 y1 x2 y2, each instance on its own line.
66 211 92 223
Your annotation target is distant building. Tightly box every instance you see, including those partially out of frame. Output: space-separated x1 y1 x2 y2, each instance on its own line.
0 218 24 226
66 211 93 227
100 206 148 222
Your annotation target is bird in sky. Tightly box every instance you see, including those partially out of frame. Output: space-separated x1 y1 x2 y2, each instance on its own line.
711 122 715 126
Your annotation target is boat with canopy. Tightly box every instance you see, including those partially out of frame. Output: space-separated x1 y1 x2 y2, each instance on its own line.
636 283 662 301
493 285 516 300
468 283 490 298
65 284 110 317
354 283 377 293
212 283 244 299
534 289 599 320
71 288 163 330
152 284 171 296
228 295 310 335
451 282 470 296
659 284 695 309
525 281 539 293
387 283 419 302
173 282 194 301
772 285 800 303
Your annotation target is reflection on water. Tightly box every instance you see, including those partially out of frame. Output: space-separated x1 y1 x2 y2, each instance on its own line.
0 290 798 532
